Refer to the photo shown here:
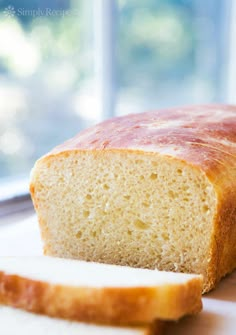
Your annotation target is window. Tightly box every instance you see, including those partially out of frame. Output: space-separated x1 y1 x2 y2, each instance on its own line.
0 0 232 207
116 0 229 114
0 0 94 179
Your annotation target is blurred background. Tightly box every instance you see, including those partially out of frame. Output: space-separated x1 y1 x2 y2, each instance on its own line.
0 0 234 183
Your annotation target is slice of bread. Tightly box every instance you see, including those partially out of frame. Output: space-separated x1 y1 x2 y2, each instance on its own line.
0 306 164 335
0 256 202 324
30 105 236 292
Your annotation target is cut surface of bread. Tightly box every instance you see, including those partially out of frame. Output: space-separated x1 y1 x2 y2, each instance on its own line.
30 105 236 293
0 306 163 335
0 257 202 324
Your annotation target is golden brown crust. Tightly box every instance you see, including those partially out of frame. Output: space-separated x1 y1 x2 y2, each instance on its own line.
30 104 236 293
147 321 166 335
208 174 236 291
0 271 202 324
49 104 236 174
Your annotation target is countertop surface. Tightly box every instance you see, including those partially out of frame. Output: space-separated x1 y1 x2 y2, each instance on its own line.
0 215 235 334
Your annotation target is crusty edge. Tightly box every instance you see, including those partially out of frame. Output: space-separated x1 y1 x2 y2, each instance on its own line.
147 321 166 335
204 162 236 293
0 271 202 324
0 307 165 335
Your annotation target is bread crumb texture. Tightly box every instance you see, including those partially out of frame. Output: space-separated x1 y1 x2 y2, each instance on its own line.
30 105 236 293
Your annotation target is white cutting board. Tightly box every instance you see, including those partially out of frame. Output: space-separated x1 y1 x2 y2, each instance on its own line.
0 215 235 334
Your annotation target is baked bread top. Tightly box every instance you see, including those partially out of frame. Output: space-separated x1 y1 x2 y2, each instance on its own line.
51 104 236 175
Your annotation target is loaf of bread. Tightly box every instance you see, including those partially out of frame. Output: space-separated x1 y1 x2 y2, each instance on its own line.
30 104 236 292
0 306 164 335
0 256 202 323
